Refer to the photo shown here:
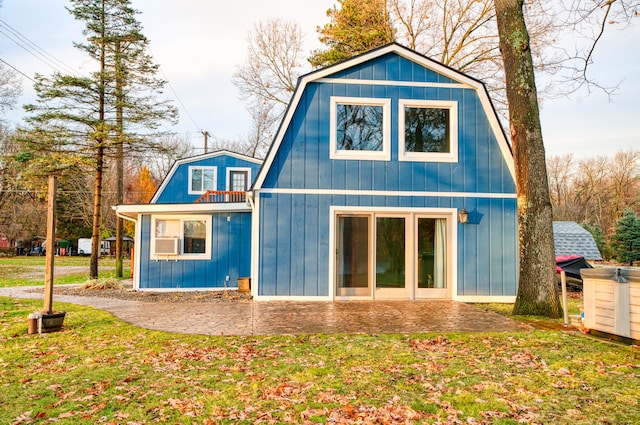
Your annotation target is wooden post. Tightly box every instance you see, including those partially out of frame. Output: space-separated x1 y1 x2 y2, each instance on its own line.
560 270 569 326
43 175 57 315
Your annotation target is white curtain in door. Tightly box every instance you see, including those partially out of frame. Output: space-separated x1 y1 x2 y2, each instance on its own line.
434 218 447 288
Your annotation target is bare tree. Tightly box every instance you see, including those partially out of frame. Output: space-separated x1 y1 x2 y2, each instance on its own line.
232 18 306 157
391 0 560 115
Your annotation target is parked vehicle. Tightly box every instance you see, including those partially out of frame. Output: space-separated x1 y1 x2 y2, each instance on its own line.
77 238 92 256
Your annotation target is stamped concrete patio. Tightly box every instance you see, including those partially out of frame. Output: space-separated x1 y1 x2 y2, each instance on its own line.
0 286 532 336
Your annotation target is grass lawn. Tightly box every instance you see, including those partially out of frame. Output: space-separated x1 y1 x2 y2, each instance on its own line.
1 258 638 424
0 256 130 288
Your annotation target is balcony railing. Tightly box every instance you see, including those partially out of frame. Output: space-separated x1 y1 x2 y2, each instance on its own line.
195 190 246 204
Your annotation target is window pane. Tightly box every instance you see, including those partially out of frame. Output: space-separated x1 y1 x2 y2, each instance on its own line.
337 216 369 290
376 217 405 288
336 104 384 151
191 169 203 192
230 171 247 191
405 107 450 153
183 220 206 254
155 219 180 238
202 169 216 191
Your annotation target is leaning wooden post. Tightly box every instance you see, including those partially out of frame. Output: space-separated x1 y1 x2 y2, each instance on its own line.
560 270 569 326
43 175 57 315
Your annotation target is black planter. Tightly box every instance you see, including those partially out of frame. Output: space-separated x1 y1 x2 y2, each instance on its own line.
42 311 66 332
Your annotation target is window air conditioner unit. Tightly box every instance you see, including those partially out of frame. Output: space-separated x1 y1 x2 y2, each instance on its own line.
155 238 179 255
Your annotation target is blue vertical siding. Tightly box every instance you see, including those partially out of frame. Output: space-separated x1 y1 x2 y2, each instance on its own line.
258 193 518 297
138 212 252 289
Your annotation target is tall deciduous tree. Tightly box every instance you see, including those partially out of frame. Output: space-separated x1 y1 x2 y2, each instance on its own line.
23 0 176 279
233 19 305 157
309 0 396 68
494 0 561 317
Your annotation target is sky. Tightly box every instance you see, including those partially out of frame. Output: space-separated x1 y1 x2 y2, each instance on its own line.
1 0 638 159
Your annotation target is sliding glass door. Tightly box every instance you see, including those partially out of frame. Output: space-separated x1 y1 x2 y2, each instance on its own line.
415 217 448 299
336 216 371 297
335 211 450 300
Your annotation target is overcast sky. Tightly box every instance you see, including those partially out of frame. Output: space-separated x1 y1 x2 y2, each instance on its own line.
1 0 638 159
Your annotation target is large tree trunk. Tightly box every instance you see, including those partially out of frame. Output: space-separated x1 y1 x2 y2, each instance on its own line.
90 145 104 280
494 0 561 317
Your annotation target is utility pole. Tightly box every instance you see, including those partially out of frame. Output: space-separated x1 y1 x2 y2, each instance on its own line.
201 130 210 154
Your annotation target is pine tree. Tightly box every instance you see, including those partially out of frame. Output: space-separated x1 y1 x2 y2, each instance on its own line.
23 0 177 279
611 208 640 266
309 0 396 68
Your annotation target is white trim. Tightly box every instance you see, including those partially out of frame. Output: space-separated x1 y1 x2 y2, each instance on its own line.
226 167 251 191
398 99 458 163
150 214 212 261
250 193 261 298
258 188 517 199
114 202 251 220
188 165 217 195
151 150 262 203
330 97 391 161
133 213 142 290
317 78 471 89
253 44 515 190
454 295 517 303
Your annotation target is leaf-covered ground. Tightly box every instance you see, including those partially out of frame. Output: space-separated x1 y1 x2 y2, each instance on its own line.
1 297 638 424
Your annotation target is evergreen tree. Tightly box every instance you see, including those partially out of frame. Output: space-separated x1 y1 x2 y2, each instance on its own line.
23 0 177 279
309 0 396 68
581 221 611 261
611 208 640 266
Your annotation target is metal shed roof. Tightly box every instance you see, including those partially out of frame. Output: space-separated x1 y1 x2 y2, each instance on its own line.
553 221 603 261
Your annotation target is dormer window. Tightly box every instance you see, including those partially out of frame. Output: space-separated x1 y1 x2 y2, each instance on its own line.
399 100 458 162
330 97 391 161
188 166 217 194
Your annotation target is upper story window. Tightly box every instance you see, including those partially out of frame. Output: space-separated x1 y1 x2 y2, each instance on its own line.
226 167 251 192
330 97 391 161
188 166 217 194
151 215 211 260
399 99 458 162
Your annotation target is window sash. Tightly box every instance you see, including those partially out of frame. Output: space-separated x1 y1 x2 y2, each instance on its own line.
398 99 458 163
188 166 217 194
330 97 391 161
150 215 211 259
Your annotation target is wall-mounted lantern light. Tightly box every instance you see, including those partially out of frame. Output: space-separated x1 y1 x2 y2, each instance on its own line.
458 208 469 224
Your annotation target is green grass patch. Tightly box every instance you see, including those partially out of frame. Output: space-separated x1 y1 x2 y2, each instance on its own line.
1 297 638 424
0 256 130 288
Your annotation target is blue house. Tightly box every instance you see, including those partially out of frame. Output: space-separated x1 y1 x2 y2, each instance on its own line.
116 44 518 302
250 43 517 302
115 150 262 290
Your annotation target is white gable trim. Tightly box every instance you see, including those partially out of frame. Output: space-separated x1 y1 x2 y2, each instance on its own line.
151 150 263 203
317 78 470 89
253 43 514 189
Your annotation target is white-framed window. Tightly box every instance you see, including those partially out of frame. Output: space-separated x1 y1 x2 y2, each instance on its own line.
188 166 217 194
330 96 391 161
151 215 212 260
398 99 458 162
226 167 251 192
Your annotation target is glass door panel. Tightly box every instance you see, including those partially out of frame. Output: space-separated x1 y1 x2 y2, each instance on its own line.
375 217 409 299
336 215 370 297
416 217 448 298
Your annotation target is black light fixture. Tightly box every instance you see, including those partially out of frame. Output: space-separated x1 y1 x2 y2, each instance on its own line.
458 208 469 224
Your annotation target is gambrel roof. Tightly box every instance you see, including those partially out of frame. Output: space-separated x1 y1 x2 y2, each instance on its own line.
252 43 514 190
